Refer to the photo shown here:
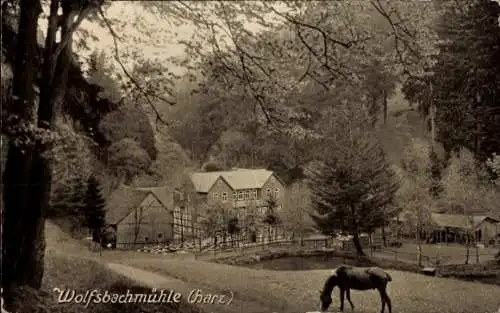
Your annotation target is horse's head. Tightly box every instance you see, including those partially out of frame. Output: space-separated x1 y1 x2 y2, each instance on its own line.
318 290 332 311
318 272 338 311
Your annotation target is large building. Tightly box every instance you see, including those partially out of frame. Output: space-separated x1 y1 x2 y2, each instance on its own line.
173 168 287 244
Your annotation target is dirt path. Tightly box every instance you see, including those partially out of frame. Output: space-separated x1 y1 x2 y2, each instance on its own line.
106 263 281 313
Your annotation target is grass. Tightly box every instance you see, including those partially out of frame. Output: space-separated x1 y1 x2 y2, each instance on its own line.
38 221 500 313
41 252 203 313
4 221 203 313
118 256 500 313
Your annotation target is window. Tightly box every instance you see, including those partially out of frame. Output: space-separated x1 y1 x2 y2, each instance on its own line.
275 188 279 198
145 237 149 242
222 192 228 201
245 189 250 200
238 191 244 200
213 192 219 200
158 233 162 238
266 188 271 197
237 208 245 220
252 189 258 199
232 192 237 200
175 190 184 201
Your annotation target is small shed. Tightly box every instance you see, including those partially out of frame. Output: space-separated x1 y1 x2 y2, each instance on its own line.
105 185 174 249
429 213 500 244
473 216 500 244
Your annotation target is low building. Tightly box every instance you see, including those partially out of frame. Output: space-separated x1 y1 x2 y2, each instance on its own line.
390 211 500 244
105 185 173 249
429 213 500 244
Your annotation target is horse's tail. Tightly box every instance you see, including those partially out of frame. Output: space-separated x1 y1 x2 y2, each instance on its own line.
335 265 351 276
332 265 348 280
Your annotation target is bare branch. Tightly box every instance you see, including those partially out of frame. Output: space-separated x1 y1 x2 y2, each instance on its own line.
97 5 173 130
370 0 430 83
269 6 358 49
297 50 312 83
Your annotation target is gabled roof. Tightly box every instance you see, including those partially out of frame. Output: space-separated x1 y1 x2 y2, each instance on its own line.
189 168 277 193
105 185 173 225
430 213 498 230
476 216 500 224
392 211 499 229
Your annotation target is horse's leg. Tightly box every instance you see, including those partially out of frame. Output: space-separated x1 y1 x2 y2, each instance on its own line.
381 288 391 313
377 285 391 313
346 288 354 311
377 288 386 313
339 288 345 311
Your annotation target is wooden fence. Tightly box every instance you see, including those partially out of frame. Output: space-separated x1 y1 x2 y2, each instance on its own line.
436 263 500 277
371 246 498 267
115 240 175 250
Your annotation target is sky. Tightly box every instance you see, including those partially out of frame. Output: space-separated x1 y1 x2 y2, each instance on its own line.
38 1 285 79
40 2 195 76
36 0 500 84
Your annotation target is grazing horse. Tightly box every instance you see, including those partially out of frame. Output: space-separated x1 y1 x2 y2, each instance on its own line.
319 265 392 313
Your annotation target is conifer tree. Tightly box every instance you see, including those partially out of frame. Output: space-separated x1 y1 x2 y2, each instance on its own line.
307 105 399 257
432 0 500 160
83 176 106 242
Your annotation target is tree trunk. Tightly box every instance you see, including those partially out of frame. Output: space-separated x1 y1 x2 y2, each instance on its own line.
416 226 423 267
381 222 387 247
465 236 470 265
349 204 365 258
475 239 480 264
25 0 73 285
417 242 422 267
383 89 388 125
2 0 43 302
133 211 140 244
352 232 365 258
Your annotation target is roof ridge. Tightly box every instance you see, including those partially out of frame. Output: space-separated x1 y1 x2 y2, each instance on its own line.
119 184 171 189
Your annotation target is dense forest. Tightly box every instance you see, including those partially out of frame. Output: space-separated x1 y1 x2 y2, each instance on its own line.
1 0 499 310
